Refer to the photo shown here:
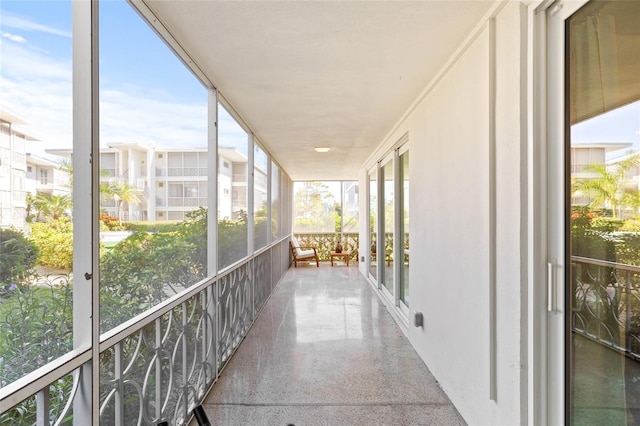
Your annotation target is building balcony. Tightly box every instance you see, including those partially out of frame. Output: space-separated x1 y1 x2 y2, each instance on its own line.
168 197 207 207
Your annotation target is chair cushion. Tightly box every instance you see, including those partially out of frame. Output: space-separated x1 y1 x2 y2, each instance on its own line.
297 248 315 257
291 236 300 248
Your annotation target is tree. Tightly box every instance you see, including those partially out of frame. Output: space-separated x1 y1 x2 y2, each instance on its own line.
575 153 640 218
33 194 72 221
294 182 336 231
59 158 73 192
108 181 141 225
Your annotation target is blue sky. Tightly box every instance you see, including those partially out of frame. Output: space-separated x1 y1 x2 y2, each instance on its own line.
0 0 246 155
571 100 640 159
1 1 637 161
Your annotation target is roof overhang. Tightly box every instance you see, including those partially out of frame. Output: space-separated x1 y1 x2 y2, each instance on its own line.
136 0 495 180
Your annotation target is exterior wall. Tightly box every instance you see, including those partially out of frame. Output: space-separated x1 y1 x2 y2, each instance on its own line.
0 122 29 229
359 3 527 424
218 157 232 219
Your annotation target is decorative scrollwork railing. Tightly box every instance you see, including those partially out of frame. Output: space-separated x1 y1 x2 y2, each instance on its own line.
1 240 289 425
294 232 409 262
572 256 640 360
294 233 360 261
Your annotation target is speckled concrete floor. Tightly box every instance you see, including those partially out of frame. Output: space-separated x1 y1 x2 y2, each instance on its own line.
194 264 466 426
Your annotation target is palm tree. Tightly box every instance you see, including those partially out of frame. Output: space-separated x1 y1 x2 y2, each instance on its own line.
109 182 141 225
575 153 640 218
59 159 73 191
34 194 72 221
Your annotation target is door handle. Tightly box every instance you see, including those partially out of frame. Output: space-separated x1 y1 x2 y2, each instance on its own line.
547 261 555 312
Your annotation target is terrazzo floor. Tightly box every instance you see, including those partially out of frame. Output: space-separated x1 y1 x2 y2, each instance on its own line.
193 263 465 426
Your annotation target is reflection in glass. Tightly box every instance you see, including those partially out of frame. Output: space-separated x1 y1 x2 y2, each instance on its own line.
254 144 269 250
568 1 640 424
295 295 363 343
382 159 394 294
400 151 409 305
369 170 378 281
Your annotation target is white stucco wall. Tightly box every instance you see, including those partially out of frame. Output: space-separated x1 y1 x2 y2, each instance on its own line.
359 3 528 424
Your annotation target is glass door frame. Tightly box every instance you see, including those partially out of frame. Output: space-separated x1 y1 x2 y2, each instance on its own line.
544 0 590 424
367 165 381 287
367 140 410 315
397 143 409 315
380 150 395 304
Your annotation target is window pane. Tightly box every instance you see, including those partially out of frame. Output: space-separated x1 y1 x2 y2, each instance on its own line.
218 104 248 270
400 151 409 305
271 162 280 240
568 1 640 424
369 169 378 281
293 181 341 233
342 181 359 233
382 159 394 294
0 0 74 398
98 0 208 332
254 144 268 250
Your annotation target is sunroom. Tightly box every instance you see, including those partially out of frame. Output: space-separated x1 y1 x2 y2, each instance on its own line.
2 0 640 425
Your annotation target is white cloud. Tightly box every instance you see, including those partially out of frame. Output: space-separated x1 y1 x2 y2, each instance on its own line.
1 17 245 155
2 32 26 43
2 12 71 38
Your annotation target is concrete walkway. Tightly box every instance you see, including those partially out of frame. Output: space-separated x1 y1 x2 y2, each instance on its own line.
196 264 466 425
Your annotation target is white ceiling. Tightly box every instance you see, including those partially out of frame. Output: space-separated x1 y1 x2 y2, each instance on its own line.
142 0 494 181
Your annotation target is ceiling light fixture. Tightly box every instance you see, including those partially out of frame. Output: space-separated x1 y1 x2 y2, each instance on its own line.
314 147 330 153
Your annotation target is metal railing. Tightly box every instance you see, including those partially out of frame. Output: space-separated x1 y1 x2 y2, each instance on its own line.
293 232 409 262
294 232 360 261
572 256 640 360
0 239 290 424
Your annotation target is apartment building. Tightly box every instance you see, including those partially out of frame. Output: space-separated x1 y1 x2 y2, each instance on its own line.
50 142 259 222
0 108 39 229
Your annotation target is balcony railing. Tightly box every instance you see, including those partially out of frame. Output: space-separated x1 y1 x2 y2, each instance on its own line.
294 232 360 261
572 256 640 360
167 167 207 177
293 232 409 262
168 197 207 207
0 239 291 424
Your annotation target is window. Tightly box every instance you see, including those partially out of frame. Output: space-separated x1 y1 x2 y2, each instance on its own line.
292 180 359 234
271 161 280 240
567 1 640 423
99 0 208 331
369 169 378 281
254 143 269 250
0 0 73 398
217 103 248 270
382 157 394 294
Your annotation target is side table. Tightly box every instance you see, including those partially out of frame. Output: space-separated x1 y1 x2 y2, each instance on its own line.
330 251 350 266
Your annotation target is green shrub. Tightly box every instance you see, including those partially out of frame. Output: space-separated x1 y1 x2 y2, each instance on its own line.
0 278 73 424
29 219 73 270
620 220 640 232
590 217 624 233
125 220 180 233
0 228 39 288
99 209 207 331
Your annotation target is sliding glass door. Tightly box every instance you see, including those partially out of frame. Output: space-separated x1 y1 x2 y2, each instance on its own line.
549 0 640 423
